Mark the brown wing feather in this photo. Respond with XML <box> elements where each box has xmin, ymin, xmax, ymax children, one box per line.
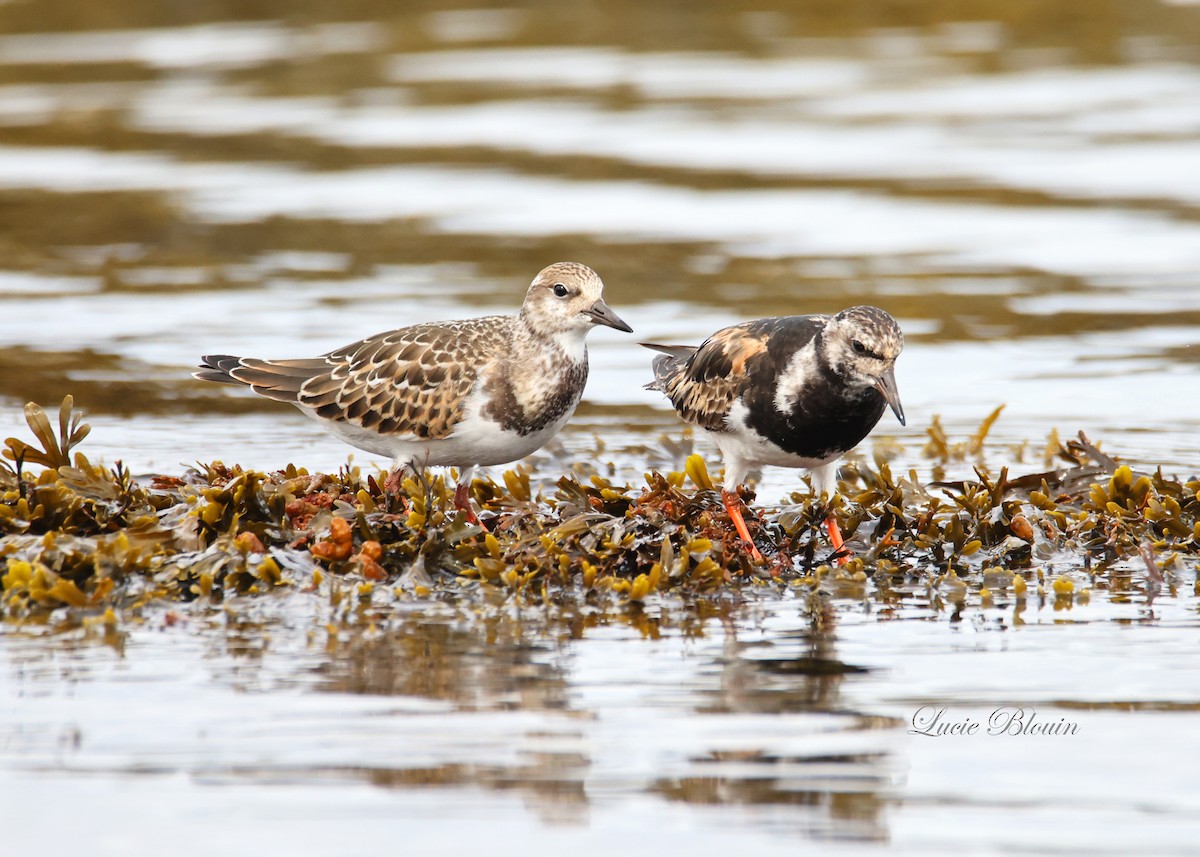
<box><xmin>663</xmin><ymin>325</ymin><xmax>767</xmax><ymax>431</ymax></box>
<box><xmin>197</xmin><ymin>317</ymin><xmax>504</xmax><ymax>439</ymax></box>
<box><xmin>647</xmin><ymin>316</ymin><xmax>827</xmax><ymax>432</ymax></box>
<box><xmin>303</xmin><ymin>318</ymin><xmax>497</xmax><ymax>439</ymax></box>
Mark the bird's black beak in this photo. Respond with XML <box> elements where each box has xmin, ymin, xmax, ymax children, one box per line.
<box><xmin>874</xmin><ymin>365</ymin><xmax>905</xmax><ymax>426</ymax></box>
<box><xmin>585</xmin><ymin>299</ymin><xmax>633</xmax><ymax>333</ymax></box>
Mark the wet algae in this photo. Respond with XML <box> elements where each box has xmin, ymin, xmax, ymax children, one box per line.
<box><xmin>1</xmin><ymin>397</ymin><xmax>1196</xmax><ymax>625</ymax></box>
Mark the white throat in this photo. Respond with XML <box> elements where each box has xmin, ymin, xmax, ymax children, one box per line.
<box><xmin>550</xmin><ymin>326</ymin><xmax>590</xmax><ymax>362</ymax></box>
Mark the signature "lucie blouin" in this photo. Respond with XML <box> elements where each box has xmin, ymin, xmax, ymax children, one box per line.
<box><xmin>908</xmin><ymin>705</ymin><xmax>1081</xmax><ymax>737</ymax></box>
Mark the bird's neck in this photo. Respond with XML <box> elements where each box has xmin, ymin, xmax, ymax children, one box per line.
<box><xmin>514</xmin><ymin>315</ymin><xmax>588</xmax><ymax>364</ymax></box>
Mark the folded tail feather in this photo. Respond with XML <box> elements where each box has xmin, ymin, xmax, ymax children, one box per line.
<box><xmin>639</xmin><ymin>342</ymin><xmax>696</xmax><ymax>392</ymax></box>
<box><xmin>193</xmin><ymin>355</ymin><xmax>330</xmax><ymax>404</ymax></box>
<box><xmin>193</xmin><ymin>354</ymin><xmax>245</xmax><ymax>385</ymax></box>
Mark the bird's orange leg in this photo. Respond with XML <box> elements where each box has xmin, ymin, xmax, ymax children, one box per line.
<box><xmin>825</xmin><ymin>513</ymin><xmax>850</xmax><ymax>565</ymax></box>
<box><xmin>454</xmin><ymin>481</ymin><xmax>487</xmax><ymax>531</ymax></box>
<box><xmin>722</xmin><ymin>489</ymin><xmax>763</xmax><ymax>562</ymax></box>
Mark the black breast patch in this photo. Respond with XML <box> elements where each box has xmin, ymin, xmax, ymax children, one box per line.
<box><xmin>742</xmin><ymin>321</ymin><xmax>887</xmax><ymax>459</ymax></box>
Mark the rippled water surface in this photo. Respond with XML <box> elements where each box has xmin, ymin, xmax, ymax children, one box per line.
<box><xmin>3</xmin><ymin>1</ymin><xmax>1200</xmax><ymax>854</ymax></box>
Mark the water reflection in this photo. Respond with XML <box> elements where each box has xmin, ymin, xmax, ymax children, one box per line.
<box><xmin>309</xmin><ymin>607</ymin><xmax>597</xmax><ymax>828</ymax></box>
<box><xmin>316</xmin><ymin>612</ymin><xmax>573</xmax><ymax>710</ymax></box>
<box><xmin>181</xmin><ymin>594</ymin><xmax>903</xmax><ymax>840</ymax></box>
<box><xmin>4</xmin><ymin>572</ymin><xmax>1200</xmax><ymax>853</ymax></box>
<box><xmin>661</xmin><ymin>621</ymin><xmax>897</xmax><ymax>842</ymax></box>
<box><xmin>0</xmin><ymin>595</ymin><xmax>905</xmax><ymax>840</ymax></box>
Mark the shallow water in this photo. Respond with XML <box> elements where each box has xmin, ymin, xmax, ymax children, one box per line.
<box><xmin>3</xmin><ymin>1</ymin><xmax>1200</xmax><ymax>853</ymax></box>
<box><xmin>5</xmin><ymin>591</ymin><xmax>1200</xmax><ymax>856</ymax></box>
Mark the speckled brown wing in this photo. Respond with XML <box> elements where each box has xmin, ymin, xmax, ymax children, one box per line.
<box><xmin>202</xmin><ymin>317</ymin><xmax>504</xmax><ymax>440</ymax></box>
<box><xmin>646</xmin><ymin>316</ymin><xmax>826</xmax><ymax>432</ymax></box>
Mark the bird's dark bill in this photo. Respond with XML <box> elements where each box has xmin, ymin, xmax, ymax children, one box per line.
<box><xmin>586</xmin><ymin>299</ymin><xmax>633</xmax><ymax>332</ymax></box>
<box><xmin>874</xmin><ymin>366</ymin><xmax>905</xmax><ymax>426</ymax></box>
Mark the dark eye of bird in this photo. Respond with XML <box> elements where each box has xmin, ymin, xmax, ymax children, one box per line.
<box><xmin>852</xmin><ymin>340</ymin><xmax>867</xmax><ymax>355</ymax></box>
<box><xmin>552</xmin><ymin>284</ymin><xmax>569</xmax><ymax>297</ymax></box>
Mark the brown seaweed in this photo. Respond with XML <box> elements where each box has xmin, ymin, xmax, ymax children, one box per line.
<box><xmin>2</xmin><ymin>397</ymin><xmax>1197</xmax><ymax>626</ymax></box>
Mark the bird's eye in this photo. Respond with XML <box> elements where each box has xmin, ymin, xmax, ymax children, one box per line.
<box><xmin>851</xmin><ymin>340</ymin><xmax>868</xmax><ymax>355</ymax></box>
<box><xmin>552</xmin><ymin>284</ymin><xmax>569</xmax><ymax>297</ymax></box>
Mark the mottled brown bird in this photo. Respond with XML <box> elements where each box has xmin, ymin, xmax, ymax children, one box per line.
<box><xmin>197</xmin><ymin>262</ymin><xmax>632</xmax><ymax>524</ymax></box>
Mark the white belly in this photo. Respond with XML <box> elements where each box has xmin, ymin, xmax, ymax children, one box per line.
<box><xmin>299</xmin><ymin>383</ymin><xmax>579</xmax><ymax>469</ymax></box>
<box><xmin>714</xmin><ymin>427</ymin><xmax>834</xmax><ymax>470</ymax></box>
<box><xmin>712</xmin><ymin>400</ymin><xmax>840</xmax><ymax>493</ymax></box>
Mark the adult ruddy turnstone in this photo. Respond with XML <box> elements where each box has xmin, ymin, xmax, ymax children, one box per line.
<box><xmin>195</xmin><ymin>262</ymin><xmax>632</xmax><ymax>524</ymax></box>
<box><xmin>644</xmin><ymin>306</ymin><xmax>904</xmax><ymax>561</ymax></box>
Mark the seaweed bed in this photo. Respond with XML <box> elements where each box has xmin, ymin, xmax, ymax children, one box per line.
<box><xmin>1</xmin><ymin>397</ymin><xmax>1197</xmax><ymax>627</ymax></box>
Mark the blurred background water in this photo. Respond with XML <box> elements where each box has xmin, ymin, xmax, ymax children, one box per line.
<box><xmin>2</xmin><ymin>2</ymin><xmax>1200</xmax><ymax>854</ymax></box>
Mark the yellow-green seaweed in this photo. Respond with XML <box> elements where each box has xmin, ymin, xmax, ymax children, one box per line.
<box><xmin>1</xmin><ymin>397</ymin><xmax>1196</xmax><ymax>624</ymax></box>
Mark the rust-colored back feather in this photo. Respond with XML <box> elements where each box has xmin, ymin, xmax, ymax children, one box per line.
<box><xmin>643</xmin><ymin>316</ymin><xmax>826</xmax><ymax>433</ymax></box>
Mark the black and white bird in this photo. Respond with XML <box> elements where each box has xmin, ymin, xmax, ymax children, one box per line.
<box><xmin>643</xmin><ymin>306</ymin><xmax>905</xmax><ymax>560</ymax></box>
<box><xmin>196</xmin><ymin>262</ymin><xmax>632</xmax><ymax>524</ymax></box>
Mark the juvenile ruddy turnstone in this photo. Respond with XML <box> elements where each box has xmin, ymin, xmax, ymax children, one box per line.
<box><xmin>195</xmin><ymin>262</ymin><xmax>632</xmax><ymax>524</ymax></box>
<box><xmin>644</xmin><ymin>306</ymin><xmax>904</xmax><ymax>561</ymax></box>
